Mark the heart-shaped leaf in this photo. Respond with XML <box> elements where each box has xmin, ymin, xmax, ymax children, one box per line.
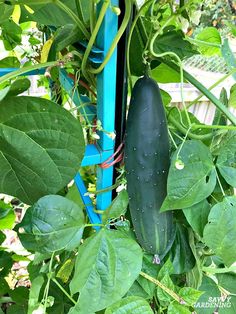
<box><xmin>16</xmin><ymin>195</ymin><xmax>85</xmax><ymax>253</ymax></box>
<box><xmin>69</xmin><ymin>229</ymin><xmax>143</xmax><ymax>313</ymax></box>
<box><xmin>0</xmin><ymin>96</ymin><xmax>85</xmax><ymax>204</ymax></box>
<box><xmin>161</xmin><ymin>140</ymin><xmax>216</xmax><ymax>211</ymax></box>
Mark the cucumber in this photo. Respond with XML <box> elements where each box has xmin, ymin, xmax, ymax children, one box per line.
<box><xmin>124</xmin><ymin>75</ymin><xmax>176</xmax><ymax>261</ymax></box>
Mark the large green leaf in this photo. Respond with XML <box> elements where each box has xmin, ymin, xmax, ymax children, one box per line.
<box><xmin>153</xmin><ymin>30</ymin><xmax>198</xmax><ymax>60</ymax></box>
<box><xmin>16</xmin><ymin>195</ymin><xmax>85</xmax><ymax>253</ymax></box>
<box><xmin>19</xmin><ymin>1</ymin><xmax>78</xmax><ymax>27</ymax></box>
<box><xmin>203</xmin><ymin>196</ymin><xmax>236</xmax><ymax>266</ymax></box>
<box><xmin>195</xmin><ymin>27</ymin><xmax>221</xmax><ymax>56</ymax></box>
<box><xmin>216</xmin><ymin>131</ymin><xmax>236</xmax><ymax>187</ymax></box>
<box><xmin>0</xmin><ymin>4</ymin><xmax>14</xmax><ymax>24</ymax></box>
<box><xmin>105</xmin><ymin>296</ymin><xmax>153</xmax><ymax>314</ymax></box>
<box><xmin>151</xmin><ymin>63</ymin><xmax>182</xmax><ymax>83</ymax></box>
<box><xmin>161</xmin><ymin>140</ymin><xmax>216</xmax><ymax>211</ymax></box>
<box><xmin>69</xmin><ymin>229</ymin><xmax>143</xmax><ymax>313</ymax></box>
<box><xmin>0</xmin><ymin>96</ymin><xmax>85</xmax><ymax>204</ymax></box>
<box><xmin>183</xmin><ymin>199</ymin><xmax>211</xmax><ymax>237</ymax></box>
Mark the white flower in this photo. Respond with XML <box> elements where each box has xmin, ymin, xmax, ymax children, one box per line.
<box><xmin>175</xmin><ymin>159</ymin><xmax>185</xmax><ymax>170</ymax></box>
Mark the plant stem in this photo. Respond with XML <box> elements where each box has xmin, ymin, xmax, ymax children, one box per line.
<box><xmin>81</xmin><ymin>0</ymin><xmax>110</xmax><ymax>82</ymax></box>
<box><xmin>216</xmin><ymin>170</ymin><xmax>226</xmax><ymax>196</ymax></box>
<box><xmin>167</xmin><ymin>113</ymin><xmax>213</xmax><ymax>140</ymax></box>
<box><xmin>163</xmin><ymin>60</ymin><xmax>236</xmax><ymax>125</ymax></box>
<box><xmin>52</xmin><ymin>278</ymin><xmax>76</xmax><ymax>305</ymax></box>
<box><xmin>186</xmin><ymin>69</ymin><xmax>236</xmax><ymax>109</ymax></box>
<box><xmin>191</xmin><ymin>124</ymin><xmax>236</xmax><ymax>131</ymax></box>
<box><xmin>127</xmin><ymin>0</ymin><xmax>153</xmax><ymax>88</ymax></box>
<box><xmin>55</xmin><ymin>0</ymin><xmax>90</xmax><ymax>40</ymax></box>
<box><xmin>140</xmin><ymin>271</ymin><xmax>187</xmax><ymax>305</ymax></box>
<box><xmin>187</xmin><ymin>37</ymin><xmax>221</xmax><ymax>48</ymax></box>
<box><xmin>89</xmin><ymin>0</ymin><xmax>132</xmax><ymax>74</ymax></box>
<box><xmin>202</xmin><ymin>266</ymin><xmax>236</xmax><ymax>274</ymax></box>
<box><xmin>84</xmin><ymin>223</ymin><xmax>104</xmax><ymax>228</ymax></box>
<box><xmin>0</xmin><ymin>61</ymin><xmax>59</xmax><ymax>85</ymax></box>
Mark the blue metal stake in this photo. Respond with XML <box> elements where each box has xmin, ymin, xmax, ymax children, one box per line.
<box><xmin>96</xmin><ymin>0</ymin><xmax>119</xmax><ymax>211</ymax></box>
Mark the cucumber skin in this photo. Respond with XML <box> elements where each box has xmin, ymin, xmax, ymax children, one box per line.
<box><xmin>124</xmin><ymin>75</ymin><xmax>176</xmax><ymax>260</ymax></box>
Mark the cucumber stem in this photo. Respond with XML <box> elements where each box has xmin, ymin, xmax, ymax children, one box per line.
<box><xmin>140</xmin><ymin>271</ymin><xmax>188</xmax><ymax>306</ymax></box>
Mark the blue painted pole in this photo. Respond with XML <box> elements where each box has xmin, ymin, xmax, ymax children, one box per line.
<box><xmin>96</xmin><ymin>0</ymin><xmax>119</xmax><ymax>211</ymax></box>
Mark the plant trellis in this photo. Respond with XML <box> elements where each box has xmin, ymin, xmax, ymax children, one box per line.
<box><xmin>0</xmin><ymin>0</ymin><xmax>120</xmax><ymax>226</ymax></box>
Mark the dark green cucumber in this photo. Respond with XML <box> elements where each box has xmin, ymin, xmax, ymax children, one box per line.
<box><xmin>124</xmin><ymin>75</ymin><xmax>176</xmax><ymax>261</ymax></box>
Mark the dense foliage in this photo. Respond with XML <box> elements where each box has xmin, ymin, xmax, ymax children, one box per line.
<box><xmin>0</xmin><ymin>0</ymin><xmax>236</xmax><ymax>313</ymax></box>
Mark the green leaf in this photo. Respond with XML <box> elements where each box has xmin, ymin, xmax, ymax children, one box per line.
<box><xmin>151</xmin><ymin>63</ymin><xmax>182</xmax><ymax>83</ymax></box>
<box><xmin>216</xmin><ymin>131</ymin><xmax>236</xmax><ymax>187</ymax></box>
<box><xmin>183</xmin><ymin>199</ymin><xmax>211</xmax><ymax>237</ymax></box>
<box><xmin>170</xmin><ymin>224</ymin><xmax>195</xmax><ymax>274</ymax></box>
<box><xmin>0</xmin><ymin>4</ymin><xmax>14</xmax><ymax>23</ymax></box>
<box><xmin>49</xmin><ymin>24</ymin><xmax>83</xmax><ymax>60</ymax></box>
<box><xmin>161</xmin><ymin>140</ymin><xmax>216</xmax><ymax>211</ymax></box>
<box><xmin>104</xmin><ymin>296</ymin><xmax>153</xmax><ymax>314</ymax></box>
<box><xmin>0</xmin><ymin>251</ymin><xmax>13</xmax><ymax>276</ymax></box>
<box><xmin>0</xmin><ymin>203</ymin><xmax>15</xmax><ymax>230</ymax></box>
<box><xmin>195</xmin><ymin>27</ymin><xmax>221</xmax><ymax>56</ymax></box>
<box><xmin>158</xmin><ymin>258</ymin><xmax>174</xmax><ymax>280</ymax></box>
<box><xmin>0</xmin><ymin>278</ymin><xmax>9</xmax><ymax>296</ymax></box>
<box><xmin>186</xmin><ymin>230</ymin><xmax>202</xmax><ymax>289</ymax></box>
<box><xmin>194</xmin><ymin>276</ymin><xmax>221</xmax><ymax>314</ymax></box>
<box><xmin>7</xmin><ymin>78</ymin><xmax>31</xmax><ymax>97</ymax></box>
<box><xmin>28</xmin><ymin>272</ymin><xmax>44</xmax><ymax>314</ymax></box>
<box><xmin>0</xmin><ymin>19</ymin><xmax>22</xmax><ymax>50</ymax></box>
<box><xmin>160</xmin><ymin>89</ymin><xmax>172</xmax><ymax>106</ymax></box>
<box><xmin>9</xmin><ymin>287</ymin><xmax>28</xmax><ymax>305</ymax></box>
<box><xmin>0</xmin><ymin>57</ymin><xmax>20</xmax><ymax>68</ymax></box>
<box><xmin>0</xmin><ymin>87</ymin><xmax>11</xmax><ymax>102</ymax></box>
<box><xmin>102</xmin><ymin>190</ymin><xmax>129</xmax><ymax>223</ymax></box>
<box><xmin>0</xmin><ymin>231</ymin><xmax>6</xmax><ymax>245</ymax></box>
<box><xmin>6</xmin><ymin>304</ymin><xmax>27</xmax><ymax>314</ymax></box>
<box><xmin>128</xmin><ymin>253</ymin><xmax>160</xmax><ymax>299</ymax></box>
<box><xmin>168</xmin><ymin>302</ymin><xmax>191</xmax><ymax>314</ymax></box>
<box><xmin>156</xmin><ymin>273</ymin><xmax>176</xmax><ymax>303</ymax></box>
<box><xmin>217</xmin><ymin>273</ymin><xmax>236</xmax><ymax>314</ymax></box>
<box><xmin>69</xmin><ymin>229</ymin><xmax>143</xmax><ymax>313</ymax></box>
<box><xmin>16</xmin><ymin>195</ymin><xmax>84</xmax><ymax>253</ymax></box>
<box><xmin>213</xmin><ymin>88</ymin><xmax>228</xmax><ymax>126</ymax></box>
<box><xmin>56</xmin><ymin>258</ymin><xmax>75</xmax><ymax>283</ymax></box>
<box><xmin>221</xmin><ymin>38</ymin><xmax>236</xmax><ymax>80</ymax></box>
<box><xmin>178</xmin><ymin>287</ymin><xmax>203</xmax><ymax>306</ymax></box>
<box><xmin>153</xmin><ymin>30</ymin><xmax>198</xmax><ymax>60</ymax></box>
<box><xmin>229</xmin><ymin>84</ymin><xmax>236</xmax><ymax>108</ymax></box>
<box><xmin>19</xmin><ymin>1</ymin><xmax>78</xmax><ymax>27</ymax></box>
<box><xmin>0</xmin><ymin>96</ymin><xmax>85</xmax><ymax>204</ymax></box>
<box><xmin>203</xmin><ymin>196</ymin><xmax>236</xmax><ymax>266</ymax></box>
